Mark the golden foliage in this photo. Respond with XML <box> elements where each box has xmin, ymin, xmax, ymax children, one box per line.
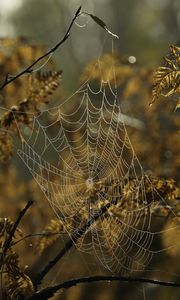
<box><xmin>110</xmin><ymin>177</ymin><xmax>180</xmax><ymax>219</ymax></box>
<box><xmin>28</xmin><ymin>70</ymin><xmax>62</xmax><ymax>104</ymax></box>
<box><xmin>151</xmin><ymin>45</ymin><xmax>180</xmax><ymax>110</ymax></box>
<box><xmin>0</xmin><ymin>39</ymin><xmax>62</xmax><ymax>163</ymax></box>
<box><xmin>1</xmin><ymin>71</ymin><xmax>61</xmax><ymax>132</ymax></box>
<box><xmin>37</xmin><ymin>219</ymin><xmax>64</xmax><ymax>254</ymax></box>
<box><xmin>0</xmin><ymin>37</ymin><xmax>46</xmax><ymax>108</ymax></box>
<box><xmin>0</xmin><ymin>132</ymin><xmax>14</xmax><ymax>164</ymax></box>
<box><xmin>0</xmin><ymin>218</ymin><xmax>34</xmax><ymax>299</ymax></box>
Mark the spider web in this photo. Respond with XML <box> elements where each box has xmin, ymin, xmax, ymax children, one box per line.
<box><xmin>14</xmin><ymin>39</ymin><xmax>178</xmax><ymax>275</ymax></box>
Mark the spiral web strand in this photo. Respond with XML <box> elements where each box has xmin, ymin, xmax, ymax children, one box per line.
<box><xmin>15</xmin><ymin>41</ymin><xmax>178</xmax><ymax>275</ymax></box>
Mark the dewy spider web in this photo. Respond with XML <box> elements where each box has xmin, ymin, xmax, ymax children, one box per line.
<box><xmin>15</xmin><ymin>38</ymin><xmax>177</xmax><ymax>275</ymax></box>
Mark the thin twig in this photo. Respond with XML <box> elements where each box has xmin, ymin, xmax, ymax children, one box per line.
<box><xmin>0</xmin><ymin>6</ymin><xmax>82</xmax><ymax>90</ymax></box>
<box><xmin>27</xmin><ymin>275</ymin><xmax>180</xmax><ymax>300</ymax></box>
<box><xmin>0</xmin><ymin>200</ymin><xmax>34</xmax><ymax>268</ymax></box>
<box><xmin>33</xmin><ymin>197</ymin><xmax>118</xmax><ymax>287</ymax></box>
<box><xmin>12</xmin><ymin>231</ymin><xmax>65</xmax><ymax>246</ymax></box>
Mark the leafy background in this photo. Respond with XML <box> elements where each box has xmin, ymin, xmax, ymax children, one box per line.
<box><xmin>0</xmin><ymin>1</ymin><xmax>179</xmax><ymax>299</ymax></box>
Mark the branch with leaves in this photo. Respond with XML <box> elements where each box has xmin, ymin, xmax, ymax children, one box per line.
<box><xmin>151</xmin><ymin>44</ymin><xmax>180</xmax><ymax>110</ymax></box>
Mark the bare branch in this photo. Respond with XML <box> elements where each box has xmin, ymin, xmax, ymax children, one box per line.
<box><xmin>27</xmin><ymin>275</ymin><xmax>180</xmax><ymax>300</ymax></box>
<box><xmin>0</xmin><ymin>6</ymin><xmax>82</xmax><ymax>90</ymax></box>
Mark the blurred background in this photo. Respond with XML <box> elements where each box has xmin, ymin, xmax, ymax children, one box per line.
<box><xmin>0</xmin><ymin>0</ymin><xmax>180</xmax><ymax>87</ymax></box>
<box><xmin>0</xmin><ymin>1</ymin><xmax>179</xmax><ymax>300</ymax></box>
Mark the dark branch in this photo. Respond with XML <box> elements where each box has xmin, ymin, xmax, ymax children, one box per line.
<box><xmin>0</xmin><ymin>199</ymin><xmax>33</xmax><ymax>268</ymax></box>
<box><xmin>0</xmin><ymin>6</ymin><xmax>82</xmax><ymax>90</ymax></box>
<box><xmin>27</xmin><ymin>275</ymin><xmax>180</xmax><ymax>300</ymax></box>
<box><xmin>33</xmin><ymin>197</ymin><xmax>118</xmax><ymax>287</ymax></box>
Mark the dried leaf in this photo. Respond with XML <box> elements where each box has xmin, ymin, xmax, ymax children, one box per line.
<box><xmin>86</xmin><ymin>13</ymin><xmax>119</xmax><ymax>39</ymax></box>
<box><xmin>29</xmin><ymin>70</ymin><xmax>62</xmax><ymax>103</ymax></box>
<box><xmin>151</xmin><ymin>45</ymin><xmax>180</xmax><ymax>109</ymax></box>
